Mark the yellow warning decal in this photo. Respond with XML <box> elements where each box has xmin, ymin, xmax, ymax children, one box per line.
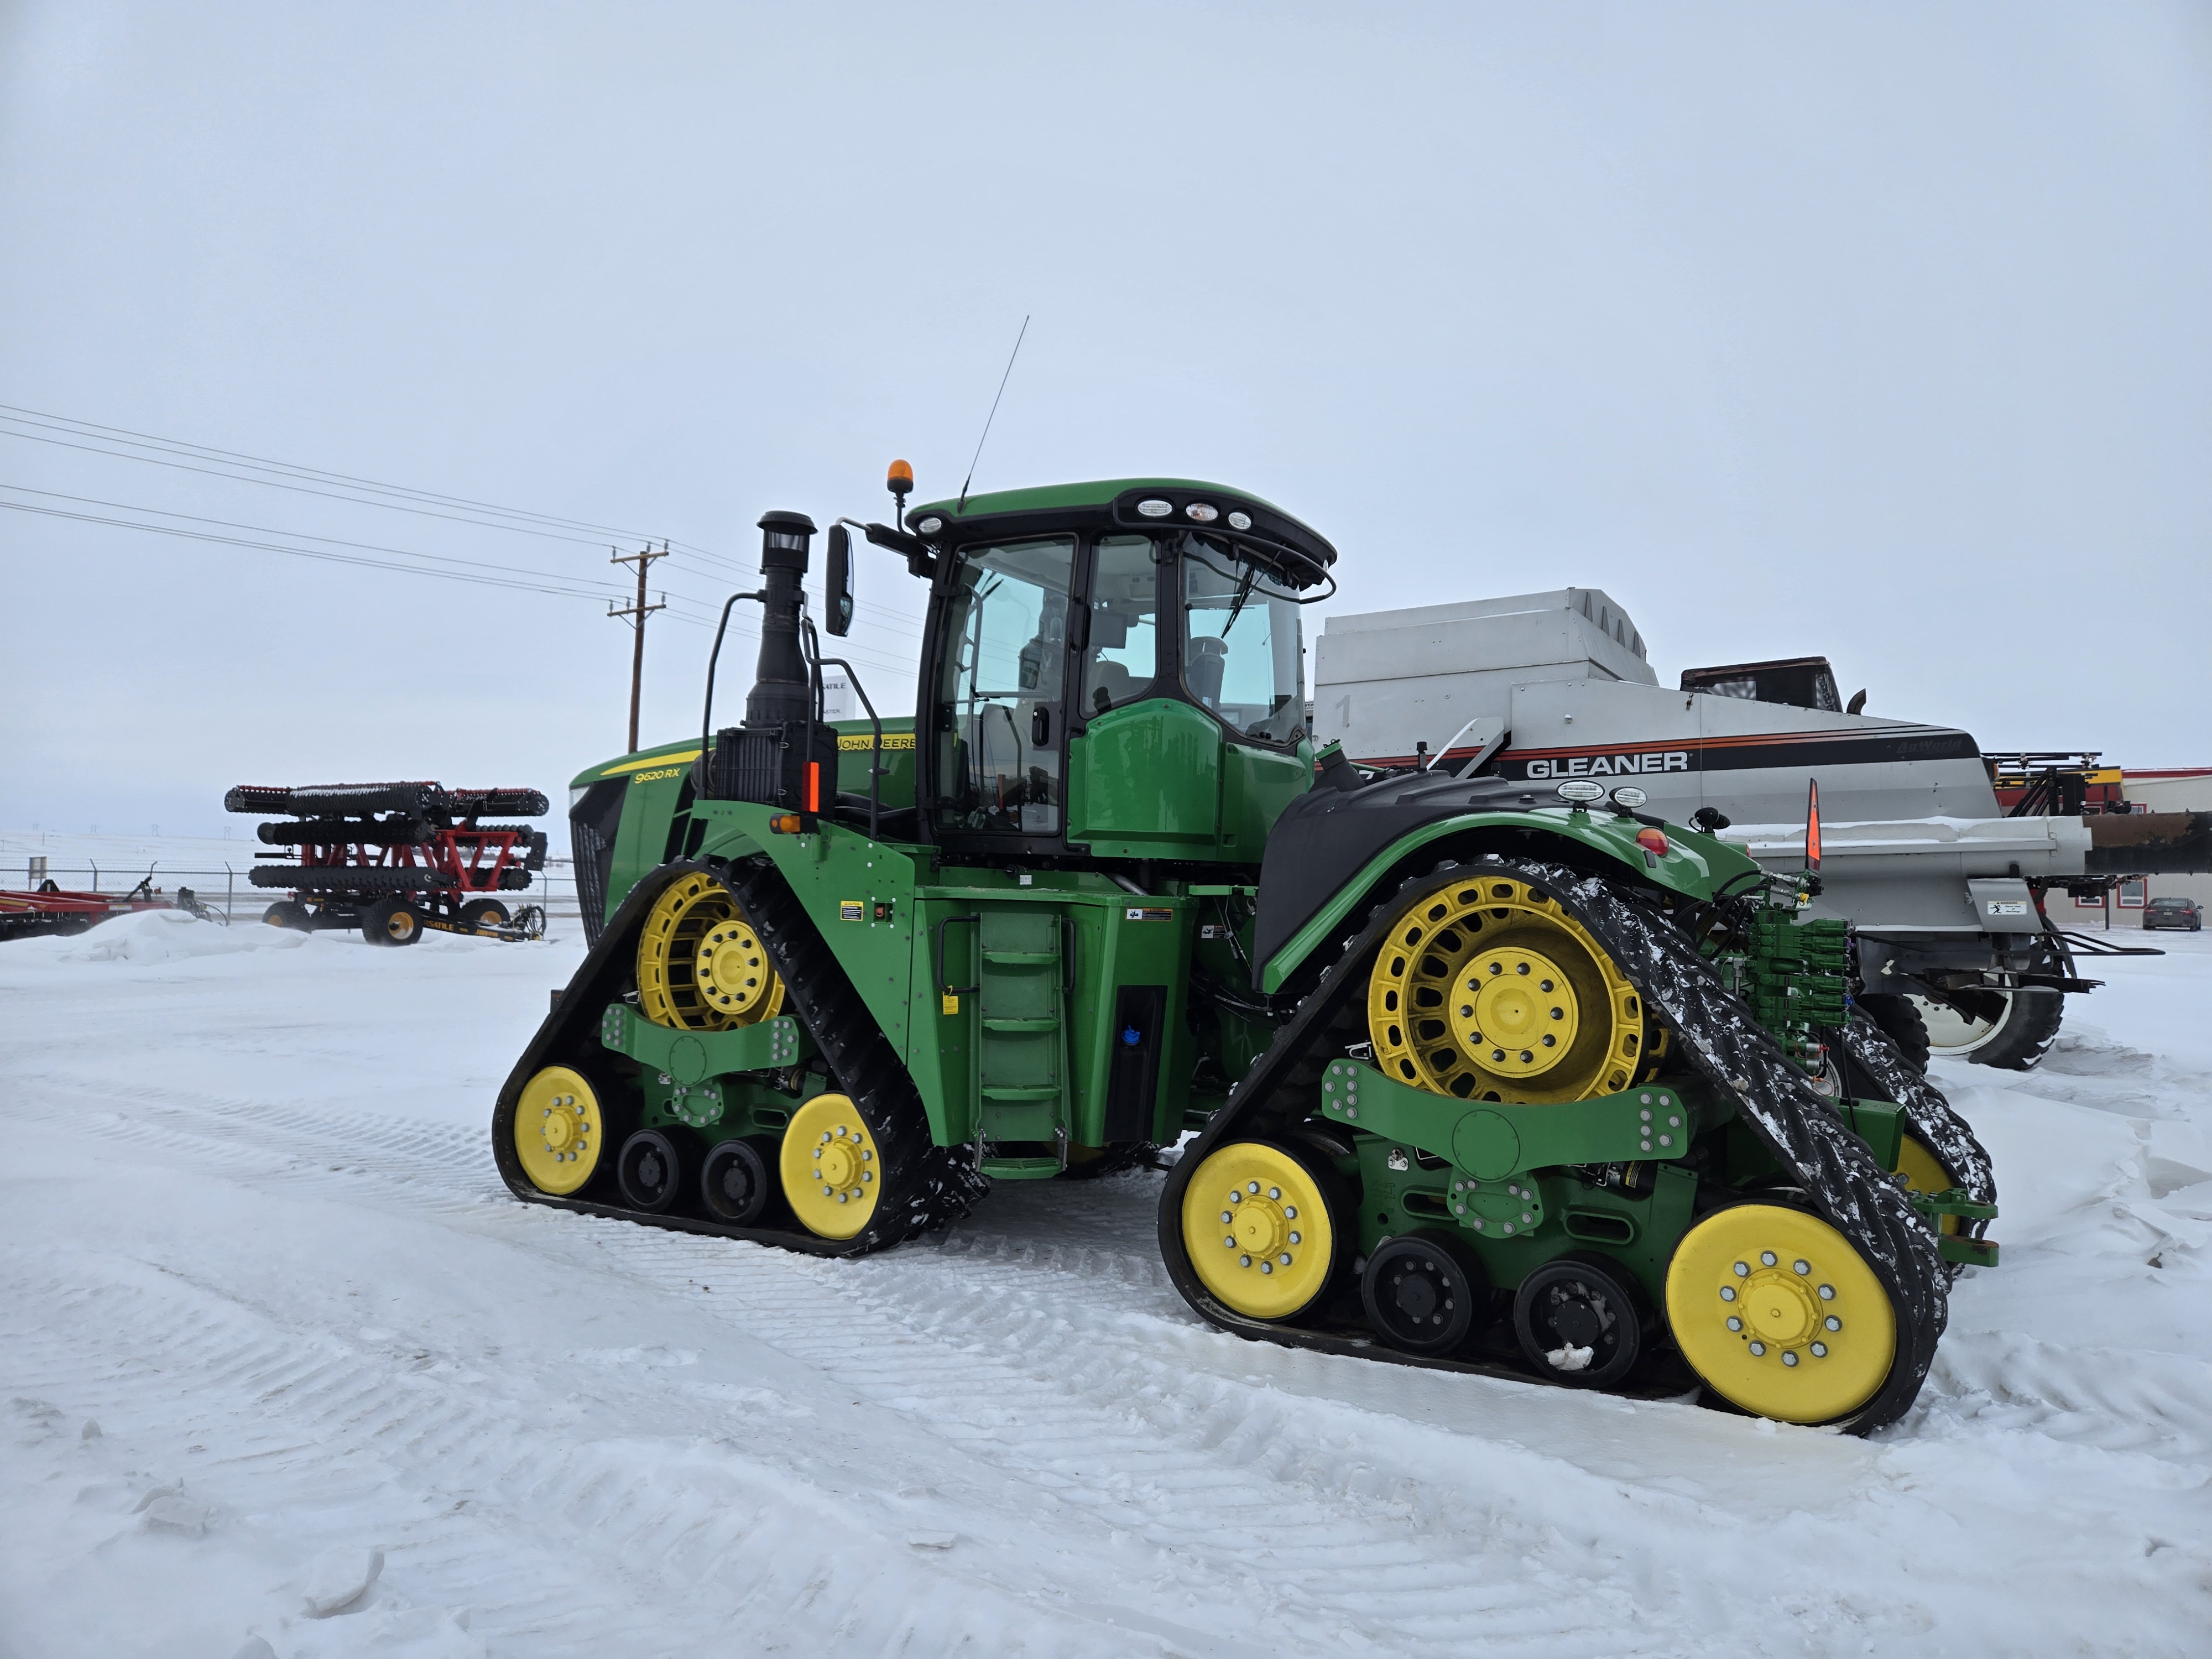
<box><xmin>942</xmin><ymin>994</ymin><xmax>960</xmax><ymax>1015</ymax></box>
<box><xmin>839</xmin><ymin>900</ymin><xmax>865</xmax><ymax>921</ymax></box>
<box><xmin>836</xmin><ymin>732</ymin><xmax>916</xmax><ymax>751</ymax></box>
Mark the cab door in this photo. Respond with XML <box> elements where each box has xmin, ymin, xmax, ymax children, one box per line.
<box><xmin>930</xmin><ymin>535</ymin><xmax>1076</xmax><ymax>848</ymax></box>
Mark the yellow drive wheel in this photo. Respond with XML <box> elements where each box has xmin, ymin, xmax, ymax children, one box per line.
<box><xmin>1368</xmin><ymin>873</ymin><xmax>1652</xmax><ymax>1104</ymax></box>
<box><xmin>637</xmin><ymin>872</ymin><xmax>786</xmax><ymax>1031</ymax></box>
<box><xmin>1894</xmin><ymin>1133</ymin><xmax>1961</xmax><ymax>1235</ymax></box>
<box><xmin>1665</xmin><ymin>1203</ymin><xmax>1897</xmax><ymax>1425</ymax></box>
<box><xmin>779</xmin><ymin>1094</ymin><xmax>880</xmax><ymax>1240</ymax></box>
<box><xmin>1181</xmin><ymin>1141</ymin><xmax>1339</xmax><ymax>1321</ymax></box>
<box><xmin>514</xmin><ymin>1066</ymin><xmax>606</xmax><ymax>1196</ymax></box>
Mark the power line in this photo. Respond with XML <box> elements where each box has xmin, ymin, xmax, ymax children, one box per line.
<box><xmin>0</xmin><ymin>481</ymin><xmax>644</xmax><ymax>596</ymax></box>
<box><xmin>0</xmin><ymin>497</ymin><xmax>632</xmax><ymax>601</ymax></box>
<box><xmin>0</xmin><ymin>401</ymin><xmax>722</xmax><ymax>558</ymax></box>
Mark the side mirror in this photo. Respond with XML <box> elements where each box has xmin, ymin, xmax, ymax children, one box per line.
<box><xmin>825</xmin><ymin>524</ymin><xmax>855</xmax><ymax>637</ymax></box>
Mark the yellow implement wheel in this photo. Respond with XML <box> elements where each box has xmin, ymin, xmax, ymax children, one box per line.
<box><xmin>1181</xmin><ymin>1141</ymin><xmax>1339</xmax><ymax>1321</ymax></box>
<box><xmin>1665</xmin><ymin>1203</ymin><xmax>1897</xmax><ymax>1425</ymax></box>
<box><xmin>637</xmin><ymin>872</ymin><xmax>786</xmax><ymax>1031</ymax></box>
<box><xmin>514</xmin><ymin>1066</ymin><xmax>606</xmax><ymax>1196</ymax></box>
<box><xmin>779</xmin><ymin>1094</ymin><xmax>880</xmax><ymax>1240</ymax></box>
<box><xmin>1894</xmin><ymin>1134</ymin><xmax>1961</xmax><ymax>1236</ymax></box>
<box><xmin>1368</xmin><ymin>873</ymin><xmax>1651</xmax><ymax>1104</ymax></box>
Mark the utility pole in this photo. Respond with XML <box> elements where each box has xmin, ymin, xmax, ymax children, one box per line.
<box><xmin>608</xmin><ymin>541</ymin><xmax>669</xmax><ymax>753</ymax></box>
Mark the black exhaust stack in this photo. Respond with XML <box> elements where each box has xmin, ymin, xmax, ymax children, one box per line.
<box><xmin>697</xmin><ymin>510</ymin><xmax>838</xmax><ymax>812</ymax></box>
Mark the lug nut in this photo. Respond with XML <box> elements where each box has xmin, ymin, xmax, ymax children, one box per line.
<box><xmin>1734</xmin><ymin>1262</ymin><xmax>1750</xmax><ymax>1277</ymax></box>
<box><xmin>1288</xmin><ymin>1232</ymin><xmax>1302</xmax><ymax>1245</ymax></box>
<box><xmin>1825</xmin><ymin>1315</ymin><xmax>1841</xmax><ymax>1331</ymax></box>
<box><xmin>1239</xmin><ymin>1254</ymin><xmax>1252</xmax><ymax>1267</ymax></box>
<box><xmin>1818</xmin><ymin>1285</ymin><xmax>1835</xmax><ymax>1300</ymax></box>
<box><xmin>1720</xmin><ymin>1286</ymin><xmax>1737</xmax><ymax>1302</ymax></box>
<box><xmin>1793</xmin><ymin>1259</ymin><xmax>1810</xmax><ymax>1275</ymax></box>
<box><xmin>1283</xmin><ymin>1205</ymin><xmax>1297</xmax><ymax>1219</ymax></box>
<box><xmin>1760</xmin><ymin>1251</ymin><xmax>1777</xmax><ymax>1266</ymax></box>
<box><xmin>1811</xmin><ymin>1342</ymin><xmax>1828</xmax><ymax>1358</ymax></box>
<box><xmin>1749</xmin><ymin>1341</ymin><xmax>1766</xmax><ymax>1357</ymax></box>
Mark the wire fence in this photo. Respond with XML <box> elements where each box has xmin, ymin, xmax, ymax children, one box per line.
<box><xmin>6</xmin><ymin>858</ymin><xmax>585</xmax><ymax>923</ymax></box>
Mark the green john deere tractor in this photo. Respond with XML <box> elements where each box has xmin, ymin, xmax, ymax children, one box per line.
<box><xmin>496</xmin><ymin>468</ymin><xmax>1998</xmax><ymax>1431</ymax></box>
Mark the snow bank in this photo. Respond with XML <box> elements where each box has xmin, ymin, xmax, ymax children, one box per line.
<box><xmin>7</xmin><ymin>906</ymin><xmax>309</xmax><ymax>966</ymax></box>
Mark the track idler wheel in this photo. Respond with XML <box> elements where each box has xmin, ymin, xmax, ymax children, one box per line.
<box><xmin>363</xmin><ymin>898</ymin><xmax>422</xmax><ymax>946</ymax></box>
<box><xmin>615</xmin><ymin>1128</ymin><xmax>698</xmax><ymax>1214</ymax></box>
<box><xmin>700</xmin><ymin>1136</ymin><xmax>778</xmax><ymax>1225</ymax></box>
<box><xmin>1178</xmin><ymin>1140</ymin><xmax>1347</xmax><ymax>1322</ymax></box>
<box><xmin>514</xmin><ymin>1066</ymin><xmax>608</xmax><ymax>1196</ymax></box>
<box><xmin>779</xmin><ymin>1094</ymin><xmax>881</xmax><ymax>1240</ymax></box>
<box><xmin>1361</xmin><ymin>1232</ymin><xmax>1488</xmax><ymax>1355</ymax></box>
<box><xmin>1663</xmin><ymin>1203</ymin><xmax>1897</xmax><ymax>1425</ymax></box>
<box><xmin>1511</xmin><ymin>1253</ymin><xmax>1646</xmax><ymax>1388</ymax></box>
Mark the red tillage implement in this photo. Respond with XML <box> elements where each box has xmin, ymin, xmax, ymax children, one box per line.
<box><xmin>230</xmin><ymin>781</ymin><xmax>550</xmax><ymax>946</ymax></box>
<box><xmin>0</xmin><ymin>879</ymin><xmax>186</xmax><ymax>942</ymax></box>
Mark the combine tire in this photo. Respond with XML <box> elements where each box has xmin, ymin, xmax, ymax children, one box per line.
<box><xmin>1853</xmin><ymin>993</ymin><xmax>1929</xmax><ymax>1073</ymax></box>
<box><xmin>1910</xmin><ymin>987</ymin><xmax>2064</xmax><ymax>1072</ymax></box>
<box><xmin>363</xmin><ymin>898</ymin><xmax>422</xmax><ymax>947</ymax></box>
<box><xmin>1968</xmin><ymin>987</ymin><xmax>2064</xmax><ymax>1071</ymax></box>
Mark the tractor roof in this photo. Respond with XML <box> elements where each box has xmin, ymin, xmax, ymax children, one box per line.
<box><xmin>905</xmin><ymin>478</ymin><xmax>1337</xmax><ymax>583</ymax></box>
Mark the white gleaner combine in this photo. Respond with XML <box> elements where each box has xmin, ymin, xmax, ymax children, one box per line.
<box><xmin>1313</xmin><ymin>589</ymin><xmax>2204</xmax><ymax>1070</ymax></box>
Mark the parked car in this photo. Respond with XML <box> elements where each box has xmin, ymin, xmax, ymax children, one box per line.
<box><xmin>2143</xmin><ymin>895</ymin><xmax>2204</xmax><ymax>931</ymax></box>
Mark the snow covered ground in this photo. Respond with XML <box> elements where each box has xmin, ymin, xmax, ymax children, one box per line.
<box><xmin>3</xmin><ymin>914</ymin><xmax>2208</xmax><ymax>1658</ymax></box>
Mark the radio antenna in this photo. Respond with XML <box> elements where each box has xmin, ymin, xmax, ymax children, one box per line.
<box><xmin>957</xmin><ymin>314</ymin><xmax>1029</xmax><ymax>513</ymax></box>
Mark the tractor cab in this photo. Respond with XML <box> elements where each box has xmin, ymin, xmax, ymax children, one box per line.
<box><xmin>888</xmin><ymin>480</ymin><xmax>1334</xmax><ymax>868</ymax></box>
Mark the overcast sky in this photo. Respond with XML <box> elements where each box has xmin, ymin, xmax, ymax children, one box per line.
<box><xmin>3</xmin><ymin>2</ymin><xmax>2207</xmax><ymax>846</ymax></box>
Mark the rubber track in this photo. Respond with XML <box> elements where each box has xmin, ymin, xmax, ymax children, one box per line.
<box><xmin>1159</xmin><ymin>855</ymin><xmax>1950</xmax><ymax>1434</ymax></box>
<box><xmin>492</xmin><ymin>859</ymin><xmax>983</xmax><ymax>1256</ymax></box>
<box><xmin>1835</xmin><ymin>1012</ymin><xmax>1997</xmax><ymax>1211</ymax></box>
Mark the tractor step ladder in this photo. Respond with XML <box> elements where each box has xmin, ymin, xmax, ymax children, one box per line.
<box><xmin>974</xmin><ymin>907</ymin><xmax>1072</xmax><ymax>1179</ymax></box>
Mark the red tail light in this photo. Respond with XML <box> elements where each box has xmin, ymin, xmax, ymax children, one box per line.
<box><xmin>1636</xmin><ymin>826</ymin><xmax>1670</xmax><ymax>856</ymax></box>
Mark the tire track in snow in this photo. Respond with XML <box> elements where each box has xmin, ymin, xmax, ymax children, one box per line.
<box><xmin>11</xmin><ymin>1076</ymin><xmax>2210</xmax><ymax>1656</ymax></box>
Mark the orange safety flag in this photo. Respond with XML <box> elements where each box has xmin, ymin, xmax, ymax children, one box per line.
<box><xmin>1806</xmin><ymin>779</ymin><xmax>1822</xmax><ymax>869</ymax></box>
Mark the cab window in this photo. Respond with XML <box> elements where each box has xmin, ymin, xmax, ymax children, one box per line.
<box><xmin>934</xmin><ymin>535</ymin><xmax>1075</xmax><ymax>834</ymax></box>
<box><xmin>1181</xmin><ymin>537</ymin><xmax>1304</xmax><ymax>746</ymax></box>
<box><xmin>1081</xmin><ymin>535</ymin><xmax>1159</xmax><ymax>717</ymax></box>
